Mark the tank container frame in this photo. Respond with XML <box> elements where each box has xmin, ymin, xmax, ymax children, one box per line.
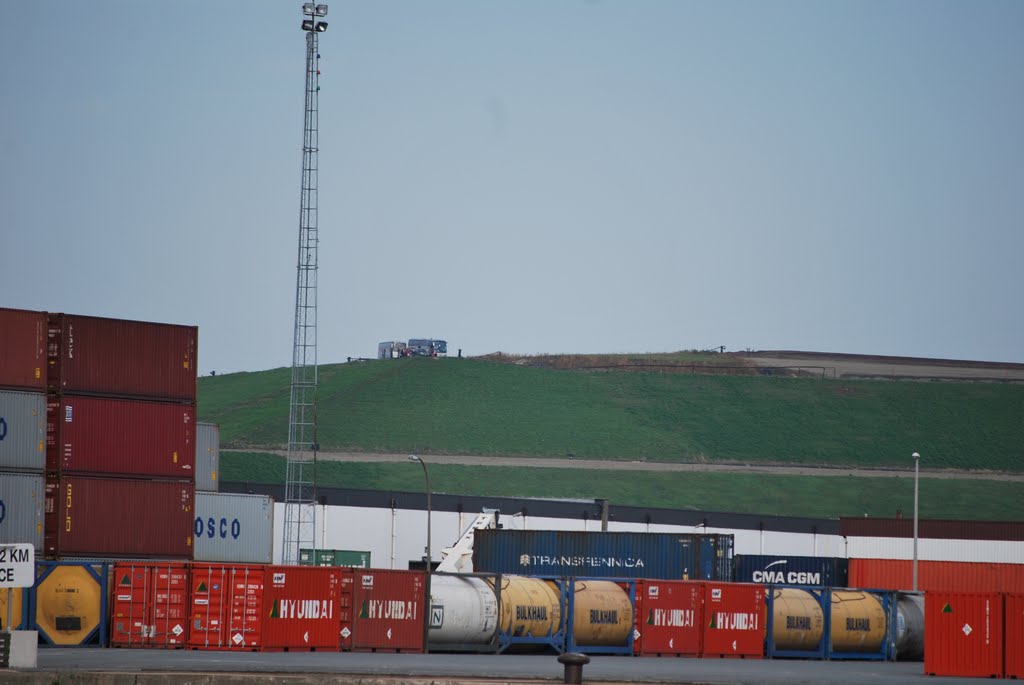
<box><xmin>496</xmin><ymin>575</ymin><xmax>567</xmax><ymax>655</ymax></box>
<box><xmin>426</xmin><ymin>571</ymin><xmax>502</xmax><ymax>654</ymax></box>
<box><xmin>564</xmin><ymin>577</ymin><xmax>636</xmax><ymax>656</ymax></box>
<box><xmin>30</xmin><ymin>561</ymin><xmax>111</xmax><ymax>647</ymax></box>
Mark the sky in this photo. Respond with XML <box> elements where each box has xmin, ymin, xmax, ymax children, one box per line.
<box><xmin>2</xmin><ymin>2</ymin><xmax>1023</xmax><ymax>374</ymax></box>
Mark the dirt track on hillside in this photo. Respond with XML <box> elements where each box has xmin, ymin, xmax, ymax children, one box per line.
<box><xmin>257</xmin><ymin>450</ymin><xmax>1024</xmax><ymax>482</ymax></box>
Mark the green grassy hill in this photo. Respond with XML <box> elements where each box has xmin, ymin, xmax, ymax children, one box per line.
<box><xmin>199</xmin><ymin>356</ymin><xmax>1024</xmax><ymax>520</ymax></box>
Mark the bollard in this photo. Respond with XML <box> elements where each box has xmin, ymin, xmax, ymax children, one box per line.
<box><xmin>557</xmin><ymin>652</ymin><xmax>591</xmax><ymax>684</ymax></box>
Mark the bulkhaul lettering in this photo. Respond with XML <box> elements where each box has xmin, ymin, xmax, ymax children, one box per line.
<box><xmin>516</xmin><ymin>606</ymin><xmax>547</xmax><ymax>621</ymax></box>
<box><xmin>519</xmin><ymin>555</ymin><xmax>646</xmax><ymax>569</ymax></box>
<box><xmin>275</xmin><ymin>599</ymin><xmax>334</xmax><ymax>620</ymax></box>
<box><xmin>590</xmin><ymin>609</ymin><xmax>618</xmax><ymax>625</ymax></box>
<box><xmin>367</xmin><ymin>599</ymin><xmax>418</xmax><ymax>620</ymax></box>
<box><xmin>715</xmin><ymin>612</ymin><xmax>759</xmax><ymax>631</ymax></box>
<box><xmin>846</xmin><ymin>618</ymin><xmax>870</xmax><ymax>631</ymax></box>
<box><xmin>653</xmin><ymin>608</ymin><xmax>695</xmax><ymax>628</ymax></box>
<box><xmin>786</xmin><ymin>615</ymin><xmax>811</xmax><ymax>630</ymax></box>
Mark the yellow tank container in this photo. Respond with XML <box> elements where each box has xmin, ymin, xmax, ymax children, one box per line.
<box><xmin>569</xmin><ymin>580</ymin><xmax>633</xmax><ymax>647</ymax></box>
<box><xmin>771</xmin><ymin>588</ymin><xmax>824</xmax><ymax>650</ymax></box>
<box><xmin>35</xmin><ymin>564</ymin><xmax>105</xmax><ymax>645</ymax></box>
<box><xmin>829</xmin><ymin>590</ymin><xmax>887</xmax><ymax>652</ymax></box>
<box><xmin>492</xmin><ymin>575</ymin><xmax>562</xmax><ymax>638</ymax></box>
<box><xmin>1</xmin><ymin>588</ymin><xmax>25</xmax><ymax>630</ymax></box>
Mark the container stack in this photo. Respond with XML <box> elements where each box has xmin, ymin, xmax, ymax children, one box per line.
<box><xmin>40</xmin><ymin>311</ymin><xmax>198</xmax><ymax>559</ymax></box>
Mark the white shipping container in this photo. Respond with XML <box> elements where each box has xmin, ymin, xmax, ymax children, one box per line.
<box><xmin>193</xmin><ymin>492</ymin><xmax>273</xmax><ymax>563</ymax></box>
<box><xmin>0</xmin><ymin>470</ymin><xmax>44</xmax><ymax>551</ymax></box>
<box><xmin>195</xmin><ymin>422</ymin><xmax>220</xmax><ymax>492</ymax></box>
<box><xmin>0</xmin><ymin>390</ymin><xmax>45</xmax><ymax>471</ymax></box>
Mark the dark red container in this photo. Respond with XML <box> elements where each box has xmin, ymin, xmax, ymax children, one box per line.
<box><xmin>0</xmin><ymin>307</ymin><xmax>47</xmax><ymax>391</ymax></box>
<box><xmin>47</xmin><ymin>313</ymin><xmax>197</xmax><ymax>402</ymax></box>
<box><xmin>849</xmin><ymin>558</ymin><xmax>1024</xmax><ymax>593</ymax></box>
<box><xmin>1006</xmin><ymin>594</ymin><xmax>1024</xmax><ymax>679</ymax></box>
<box><xmin>633</xmin><ymin>580</ymin><xmax>702</xmax><ymax>656</ymax></box>
<box><xmin>110</xmin><ymin>562</ymin><xmax>190</xmax><ymax>648</ymax></box>
<box><xmin>46</xmin><ymin>395</ymin><xmax>195</xmax><ymax>477</ymax></box>
<box><xmin>924</xmin><ymin>591</ymin><xmax>1003</xmax><ymax>678</ymax></box>
<box><xmin>841</xmin><ymin>516</ymin><xmax>1024</xmax><ymax>541</ymax></box>
<box><xmin>261</xmin><ymin>566</ymin><xmax>342</xmax><ymax>651</ymax></box>
<box><xmin>701</xmin><ymin>582</ymin><xmax>765</xmax><ymax>658</ymax></box>
<box><xmin>345</xmin><ymin>569</ymin><xmax>425</xmax><ymax>652</ymax></box>
<box><xmin>188</xmin><ymin>564</ymin><xmax>264</xmax><ymax>650</ymax></box>
<box><xmin>44</xmin><ymin>475</ymin><xmax>194</xmax><ymax>558</ymax></box>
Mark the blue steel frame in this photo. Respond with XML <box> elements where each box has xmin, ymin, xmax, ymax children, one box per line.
<box><xmin>564</xmin><ymin>577</ymin><xmax>637</xmax><ymax>656</ymax></box>
<box><xmin>827</xmin><ymin>588</ymin><xmax>896</xmax><ymax>661</ymax></box>
<box><xmin>30</xmin><ymin>561</ymin><xmax>110</xmax><ymax>647</ymax></box>
<box><xmin>496</xmin><ymin>575</ymin><xmax>567</xmax><ymax>654</ymax></box>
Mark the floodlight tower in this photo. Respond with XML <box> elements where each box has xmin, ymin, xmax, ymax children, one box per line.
<box><xmin>283</xmin><ymin>2</ymin><xmax>328</xmax><ymax>566</ymax></box>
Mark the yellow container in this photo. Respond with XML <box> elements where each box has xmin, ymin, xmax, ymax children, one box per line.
<box><xmin>569</xmin><ymin>580</ymin><xmax>633</xmax><ymax>647</ymax></box>
<box><xmin>771</xmin><ymin>588</ymin><xmax>824</xmax><ymax>650</ymax></box>
<box><xmin>830</xmin><ymin>590</ymin><xmax>887</xmax><ymax>652</ymax></box>
<box><xmin>492</xmin><ymin>575</ymin><xmax>562</xmax><ymax>638</ymax></box>
<box><xmin>35</xmin><ymin>564</ymin><xmax>105</xmax><ymax>645</ymax></box>
<box><xmin>1</xmin><ymin>588</ymin><xmax>25</xmax><ymax>630</ymax></box>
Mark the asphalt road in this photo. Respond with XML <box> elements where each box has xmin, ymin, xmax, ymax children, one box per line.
<box><xmin>31</xmin><ymin>649</ymin><xmax>1005</xmax><ymax>685</ymax></box>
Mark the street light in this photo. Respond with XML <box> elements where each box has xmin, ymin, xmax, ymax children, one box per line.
<box><xmin>408</xmin><ymin>454</ymin><xmax>432</xmax><ymax>652</ymax></box>
<box><xmin>912</xmin><ymin>452</ymin><xmax>921</xmax><ymax>591</ymax></box>
<box><xmin>301</xmin><ymin>2</ymin><xmax>328</xmax><ymax>32</ymax></box>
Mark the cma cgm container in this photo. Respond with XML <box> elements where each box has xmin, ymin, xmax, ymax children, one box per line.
<box><xmin>262</xmin><ymin>566</ymin><xmax>343</xmax><ymax>651</ymax></box>
<box><xmin>44</xmin><ymin>475</ymin><xmax>194</xmax><ymax>558</ymax></box>
<box><xmin>473</xmin><ymin>531</ymin><xmax>733</xmax><ymax>580</ymax></box>
<box><xmin>0</xmin><ymin>308</ymin><xmax>46</xmax><ymax>391</ymax></box>
<box><xmin>924</xmin><ymin>592</ymin><xmax>1003</xmax><ymax>678</ymax></box>
<box><xmin>0</xmin><ymin>471</ymin><xmax>44</xmax><ymax>551</ymax></box>
<box><xmin>734</xmin><ymin>555</ymin><xmax>848</xmax><ymax>587</ymax></box>
<box><xmin>110</xmin><ymin>562</ymin><xmax>190</xmax><ymax>648</ymax></box>
<box><xmin>346</xmin><ymin>569</ymin><xmax>426</xmax><ymax>652</ymax></box>
<box><xmin>195</xmin><ymin>423</ymin><xmax>220</xmax><ymax>492</ymax></box>
<box><xmin>193</xmin><ymin>492</ymin><xmax>274</xmax><ymax>564</ymax></box>
<box><xmin>0</xmin><ymin>389</ymin><xmax>46</xmax><ymax>471</ymax></box>
<box><xmin>46</xmin><ymin>396</ymin><xmax>195</xmax><ymax>478</ymax></box>
<box><xmin>46</xmin><ymin>313</ymin><xmax>197</xmax><ymax>402</ymax></box>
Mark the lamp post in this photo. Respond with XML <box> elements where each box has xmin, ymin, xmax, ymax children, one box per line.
<box><xmin>408</xmin><ymin>454</ymin><xmax>432</xmax><ymax>652</ymax></box>
<box><xmin>912</xmin><ymin>452</ymin><xmax>920</xmax><ymax>591</ymax></box>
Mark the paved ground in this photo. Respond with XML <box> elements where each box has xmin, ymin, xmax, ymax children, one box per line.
<box><xmin>9</xmin><ymin>649</ymin><xmax>1006</xmax><ymax>685</ymax></box>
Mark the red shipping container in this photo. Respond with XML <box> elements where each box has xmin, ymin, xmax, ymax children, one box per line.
<box><xmin>633</xmin><ymin>580</ymin><xmax>703</xmax><ymax>656</ymax></box>
<box><xmin>0</xmin><ymin>307</ymin><xmax>47</xmax><ymax>391</ymax></box>
<box><xmin>924</xmin><ymin>591</ymin><xmax>1003</xmax><ymax>678</ymax></box>
<box><xmin>346</xmin><ymin>569</ymin><xmax>425</xmax><ymax>652</ymax></box>
<box><xmin>339</xmin><ymin>570</ymin><xmax>355</xmax><ymax>651</ymax></box>
<box><xmin>47</xmin><ymin>313</ymin><xmax>197</xmax><ymax>402</ymax></box>
<box><xmin>849</xmin><ymin>558</ymin><xmax>1024</xmax><ymax>593</ymax></box>
<box><xmin>110</xmin><ymin>562</ymin><xmax>190</xmax><ymax>648</ymax></box>
<box><xmin>262</xmin><ymin>566</ymin><xmax>342</xmax><ymax>651</ymax></box>
<box><xmin>1007</xmin><ymin>594</ymin><xmax>1024</xmax><ymax>679</ymax></box>
<box><xmin>44</xmin><ymin>475</ymin><xmax>194</xmax><ymax>558</ymax></box>
<box><xmin>188</xmin><ymin>564</ymin><xmax>264</xmax><ymax>650</ymax></box>
<box><xmin>47</xmin><ymin>395</ymin><xmax>195</xmax><ymax>478</ymax></box>
<box><xmin>702</xmin><ymin>582</ymin><xmax>765</xmax><ymax>658</ymax></box>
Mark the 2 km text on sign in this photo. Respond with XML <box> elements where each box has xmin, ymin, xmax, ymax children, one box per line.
<box><xmin>0</xmin><ymin>544</ymin><xmax>34</xmax><ymax>587</ymax></box>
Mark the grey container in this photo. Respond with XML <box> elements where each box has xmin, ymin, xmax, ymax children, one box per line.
<box><xmin>195</xmin><ymin>422</ymin><xmax>220</xmax><ymax>492</ymax></box>
<box><xmin>192</xmin><ymin>492</ymin><xmax>273</xmax><ymax>563</ymax></box>
<box><xmin>0</xmin><ymin>390</ymin><xmax>46</xmax><ymax>472</ymax></box>
<box><xmin>0</xmin><ymin>470</ymin><xmax>44</xmax><ymax>551</ymax></box>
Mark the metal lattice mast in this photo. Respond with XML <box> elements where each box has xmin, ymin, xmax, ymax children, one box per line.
<box><xmin>283</xmin><ymin>4</ymin><xmax>328</xmax><ymax>566</ymax></box>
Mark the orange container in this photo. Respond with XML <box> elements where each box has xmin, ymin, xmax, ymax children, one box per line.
<box><xmin>849</xmin><ymin>558</ymin><xmax>1024</xmax><ymax>593</ymax></box>
<box><xmin>1006</xmin><ymin>594</ymin><xmax>1024</xmax><ymax>680</ymax></box>
<box><xmin>110</xmin><ymin>562</ymin><xmax>189</xmax><ymax>648</ymax></box>
<box><xmin>188</xmin><ymin>564</ymin><xmax>264</xmax><ymax>650</ymax></box>
<box><xmin>924</xmin><ymin>591</ymin><xmax>1002</xmax><ymax>678</ymax></box>
<box><xmin>632</xmin><ymin>580</ymin><xmax>702</xmax><ymax>656</ymax></box>
<box><xmin>701</xmin><ymin>582</ymin><xmax>764</xmax><ymax>658</ymax></box>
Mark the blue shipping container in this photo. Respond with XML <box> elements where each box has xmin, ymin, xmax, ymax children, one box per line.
<box><xmin>733</xmin><ymin>555</ymin><xmax>849</xmax><ymax>587</ymax></box>
<box><xmin>472</xmin><ymin>530</ymin><xmax>733</xmax><ymax>580</ymax></box>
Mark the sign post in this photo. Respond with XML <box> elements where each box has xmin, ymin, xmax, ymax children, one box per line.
<box><xmin>0</xmin><ymin>544</ymin><xmax>34</xmax><ymax>633</ymax></box>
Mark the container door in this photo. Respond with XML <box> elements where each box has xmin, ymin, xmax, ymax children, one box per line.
<box><xmin>924</xmin><ymin>592</ymin><xmax>1003</xmax><ymax>678</ymax></box>
<box><xmin>702</xmin><ymin>583</ymin><xmax>765</xmax><ymax>658</ymax></box>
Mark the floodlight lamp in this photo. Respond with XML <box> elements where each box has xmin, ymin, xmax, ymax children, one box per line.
<box><xmin>315</xmin><ymin>21</ymin><xmax>328</xmax><ymax>32</ymax></box>
<box><xmin>301</xmin><ymin>19</ymin><xmax>315</xmax><ymax>31</ymax></box>
<box><xmin>302</xmin><ymin>3</ymin><xmax>316</xmax><ymax>15</ymax></box>
<box><xmin>315</xmin><ymin>4</ymin><xmax>328</xmax><ymax>17</ymax></box>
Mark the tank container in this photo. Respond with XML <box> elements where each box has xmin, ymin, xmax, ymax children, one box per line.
<box><xmin>46</xmin><ymin>395</ymin><xmax>195</xmax><ymax>478</ymax></box>
<box><xmin>567</xmin><ymin>579</ymin><xmax>633</xmax><ymax>647</ymax></box>
<box><xmin>734</xmin><ymin>555</ymin><xmax>848</xmax><ymax>587</ymax></box>
<box><xmin>193</xmin><ymin>492</ymin><xmax>273</xmax><ymax>564</ymax></box>
<box><xmin>110</xmin><ymin>562</ymin><xmax>190</xmax><ymax>648</ymax></box>
<box><xmin>0</xmin><ymin>471</ymin><xmax>44</xmax><ymax>551</ymax></box>
<box><xmin>33</xmin><ymin>561</ymin><xmax>110</xmax><ymax>646</ymax></box>
<box><xmin>632</xmin><ymin>579</ymin><xmax>702</xmax><ymax>656</ymax></box>
<box><xmin>195</xmin><ymin>422</ymin><xmax>219</xmax><ymax>492</ymax></box>
<box><xmin>702</xmin><ymin>582</ymin><xmax>765</xmax><ymax>657</ymax></box>
<box><xmin>0</xmin><ymin>390</ymin><xmax>45</xmax><ymax>471</ymax></box>
<box><xmin>769</xmin><ymin>588</ymin><xmax>824</xmax><ymax>651</ymax></box>
<box><xmin>0</xmin><ymin>308</ymin><xmax>46</xmax><ymax>391</ymax></box>
<box><xmin>893</xmin><ymin>593</ymin><xmax>924</xmax><ymax>660</ymax></box>
<box><xmin>46</xmin><ymin>313</ymin><xmax>197</xmax><ymax>402</ymax></box>
<box><xmin>924</xmin><ymin>591</ymin><xmax>1003</xmax><ymax>678</ymax></box>
<box><xmin>427</xmin><ymin>574</ymin><xmax>498</xmax><ymax>646</ymax></box>
<box><xmin>473</xmin><ymin>530</ymin><xmax>733</xmax><ymax>580</ymax></box>
<box><xmin>494</xmin><ymin>575</ymin><xmax>562</xmax><ymax>640</ymax></box>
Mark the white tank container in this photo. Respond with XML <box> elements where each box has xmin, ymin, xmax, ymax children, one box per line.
<box><xmin>428</xmin><ymin>575</ymin><xmax>498</xmax><ymax>645</ymax></box>
<box><xmin>894</xmin><ymin>593</ymin><xmax>925</xmax><ymax>660</ymax></box>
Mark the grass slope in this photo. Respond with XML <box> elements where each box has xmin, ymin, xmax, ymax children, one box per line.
<box><xmin>200</xmin><ymin>357</ymin><xmax>1024</xmax><ymax>471</ymax></box>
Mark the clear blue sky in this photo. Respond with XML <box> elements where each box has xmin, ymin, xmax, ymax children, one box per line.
<box><xmin>2</xmin><ymin>2</ymin><xmax>1022</xmax><ymax>374</ymax></box>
